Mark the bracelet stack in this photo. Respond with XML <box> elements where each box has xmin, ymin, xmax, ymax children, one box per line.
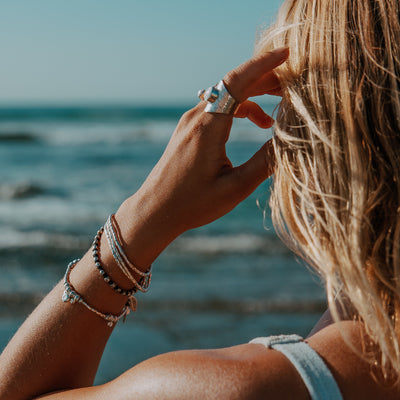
<box><xmin>61</xmin><ymin>214</ymin><xmax>152</xmax><ymax>327</ymax></box>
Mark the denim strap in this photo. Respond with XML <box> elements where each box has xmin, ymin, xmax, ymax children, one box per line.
<box><xmin>250</xmin><ymin>334</ymin><xmax>343</xmax><ymax>400</ymax></box>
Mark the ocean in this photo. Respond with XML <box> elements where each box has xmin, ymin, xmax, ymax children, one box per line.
<box><xmin>0</xmin><ymin>104</ymin><xmax>326</xmax><ymax>384</ymax></box>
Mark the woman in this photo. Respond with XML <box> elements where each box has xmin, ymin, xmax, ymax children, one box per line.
<box><xmin>1</xmin><ymin>0</ymin><xmax>400</xmax><ymax>398</ymax></box>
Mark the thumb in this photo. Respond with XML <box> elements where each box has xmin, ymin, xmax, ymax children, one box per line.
<box><xmin>231</xmin><ymin>140</ymin><xmax>275</xmax><ymax>197</ymax></box>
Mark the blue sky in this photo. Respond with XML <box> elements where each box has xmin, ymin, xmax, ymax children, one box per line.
<box><xmin>0</xmin><ymin>0</ymin><xmax>283</xmax><ymax>104</ymax></box>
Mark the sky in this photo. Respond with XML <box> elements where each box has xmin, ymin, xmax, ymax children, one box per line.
<box><xmin>0</xmin><ymin>0</ymin><xmax>283</xmax><ymax>104</ymax></box>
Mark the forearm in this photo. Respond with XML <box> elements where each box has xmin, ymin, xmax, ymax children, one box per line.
<box><xmin>0</xmin><ymin>198</ymin><xmax>174</xmax><ymax>400</ymax></box>
<box><xmin>0</xmin><ymin>279</ymin><xmax>109</xmax><ymax>399</ymax></box>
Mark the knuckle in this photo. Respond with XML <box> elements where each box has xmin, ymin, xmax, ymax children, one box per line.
<box><xmin>179</xmin><ymin>103</ymin><xmax>205</xmax><ymax>125</ymax></box>
<box><xmin>177</xmin><ymin>108</ymin><xmax>199</xmax><ymax>129</ymax></box>
<box><xmin>180</xmin><ymin>108</ymin><xmax>196</xmax><ymax>123</ymax></box>
<box><xmin>224</xmin><ymin>69</ymin><xmax>239</xmax><ymax>89</ymax></box>
<box><xmin>223</xmin><ymin>69</ymin><xmax>244</xmax><ymax>102</ymax></box>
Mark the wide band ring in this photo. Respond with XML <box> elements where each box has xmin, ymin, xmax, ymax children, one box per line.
<box><xmin>197</xmin><ymin>80</ymin><xmax>239</xmax><ymax>115</ymax></box>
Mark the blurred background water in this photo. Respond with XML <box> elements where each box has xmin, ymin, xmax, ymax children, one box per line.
<box><xmin>0</xmin><ymin>102</ymin><xmax>326</xmax><ymax>383</ymax></box>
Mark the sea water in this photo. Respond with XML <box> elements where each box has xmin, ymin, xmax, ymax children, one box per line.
<box><xmin>0</xmin><ymin>104</ymin><xmax>326</xmax><ymax>383</ymax></box>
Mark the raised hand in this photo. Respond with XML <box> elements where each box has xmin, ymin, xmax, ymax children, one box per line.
<box><xmin>116</xmin><ymin>48</ymin><xmax>289</xmax><ymax>267</ymax></box>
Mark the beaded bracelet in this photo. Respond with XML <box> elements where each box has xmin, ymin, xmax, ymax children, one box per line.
<box><xmin>62</xmin><ymin>259</ymin><xmax>135</xmax><ymax>327</ymax></box>
<box><xmin>92</xmin><ymin>228</ymin><xmax>136</xmax><ymax>297</ymax></box>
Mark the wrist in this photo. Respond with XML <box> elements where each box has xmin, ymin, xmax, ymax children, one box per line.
<box><xmin>114</xmin><ymin>193</ymin><xmax>181</xmax><ymax>270</ymax></box>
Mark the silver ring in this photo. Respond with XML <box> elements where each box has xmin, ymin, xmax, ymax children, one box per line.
<box><xmin>197</xmin><ymin>80</ymin><xmax>239</xmax><ymax>114</ymax></box>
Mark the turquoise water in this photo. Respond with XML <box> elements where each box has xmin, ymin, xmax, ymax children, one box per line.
<box><xmin>0</xmin><ymin>104</ymin><xmax>326</xmax><ymax>383</ymax></box>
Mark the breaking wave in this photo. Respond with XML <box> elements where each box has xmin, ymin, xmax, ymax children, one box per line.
<box><xmin>0</xmin><ymin>182</ymin><xmax>45</xmax><ymax>200</ymax></box>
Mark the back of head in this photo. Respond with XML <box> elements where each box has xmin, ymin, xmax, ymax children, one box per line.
<box><xmin>256</xmin><ymin>0</ymin><xmax>400</xmax><ymax>378</ymax></box>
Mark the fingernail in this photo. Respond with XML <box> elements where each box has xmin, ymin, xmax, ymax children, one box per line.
<box><xmin>271</xmin><ymin>47</ymin><xmax>290</xmax><ymax>57</ymax></box>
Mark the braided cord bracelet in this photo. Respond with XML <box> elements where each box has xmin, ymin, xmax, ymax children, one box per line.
<box><xmin>108</xmin><ymin>214</ymin><xmax>151</xmax><ymax>278</ymax></box>
<box><xmin>103</xmin><ymin>215</ymin><xmax>151</xmax><ymax>292</ymax></box>
<box><xmin>62</xmin><ymin>259</ymin><xmax>134</xmax><ymax>327</ymax></box>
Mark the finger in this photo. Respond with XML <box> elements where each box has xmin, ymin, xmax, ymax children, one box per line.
<box><xmin>248</xmin><ymin>72</ymin><xmax>282</xmax><ymax>97</ymax></box>
<box><xmin>234</xmin><ymin>101</ymin><xmax>274</xmax><ymax>129</ymax></box>
<box><xmin>223</xmin><ymin>47</ymin><xmax>289</xmax><ymax>103</ymax></box>
<box><xmin>230</xmin><ymin>140</ymin><xmax>275</xmax><ymax>199</ymax></box>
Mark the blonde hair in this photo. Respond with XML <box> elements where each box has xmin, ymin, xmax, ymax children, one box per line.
<box><xmin>257</xmin><ymin>0</ymin><xmax>400</xmax><ymax>377</ymax></box>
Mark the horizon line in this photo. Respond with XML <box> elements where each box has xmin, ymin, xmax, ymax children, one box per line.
<box><xmin>0</xmin><ymin>98</ymin><xmax>281</xmax><ymax>109</ymax></box>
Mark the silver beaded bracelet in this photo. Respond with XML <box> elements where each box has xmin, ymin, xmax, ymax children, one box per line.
<box><xmin>92</xmin><ymin>227</ymin><xmax>136</xmax><ymax>297</ymax></box>
<box><xmin>62</xmin><ymin>259</ymin><xmax>135</xmax><ymax>327</ymax></box>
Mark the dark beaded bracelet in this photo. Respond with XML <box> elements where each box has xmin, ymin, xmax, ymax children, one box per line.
<box><xmin>92</xmin><ymin>227</ymin><xmax>136</xmax><ymax>297</ymax></box>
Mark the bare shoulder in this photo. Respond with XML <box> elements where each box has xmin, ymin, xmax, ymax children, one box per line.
<box><xmin>37</xmin><ymin>342</ymin><xmax>310</xmax><ymax>400</ymax></box>
<box><xmin>307</xmin><ymin>321</ymin><xmax>400</xmax><ymax>400</ymax></box>
<box><xmin>103</xmin><ymin>342</ymin><xmax>310</xmax><ymax>400</ymax></box>
<box><xmin>39</xmin><ymin>322</ymin><xmax>400</xmax><ymax>400</ymax></box>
